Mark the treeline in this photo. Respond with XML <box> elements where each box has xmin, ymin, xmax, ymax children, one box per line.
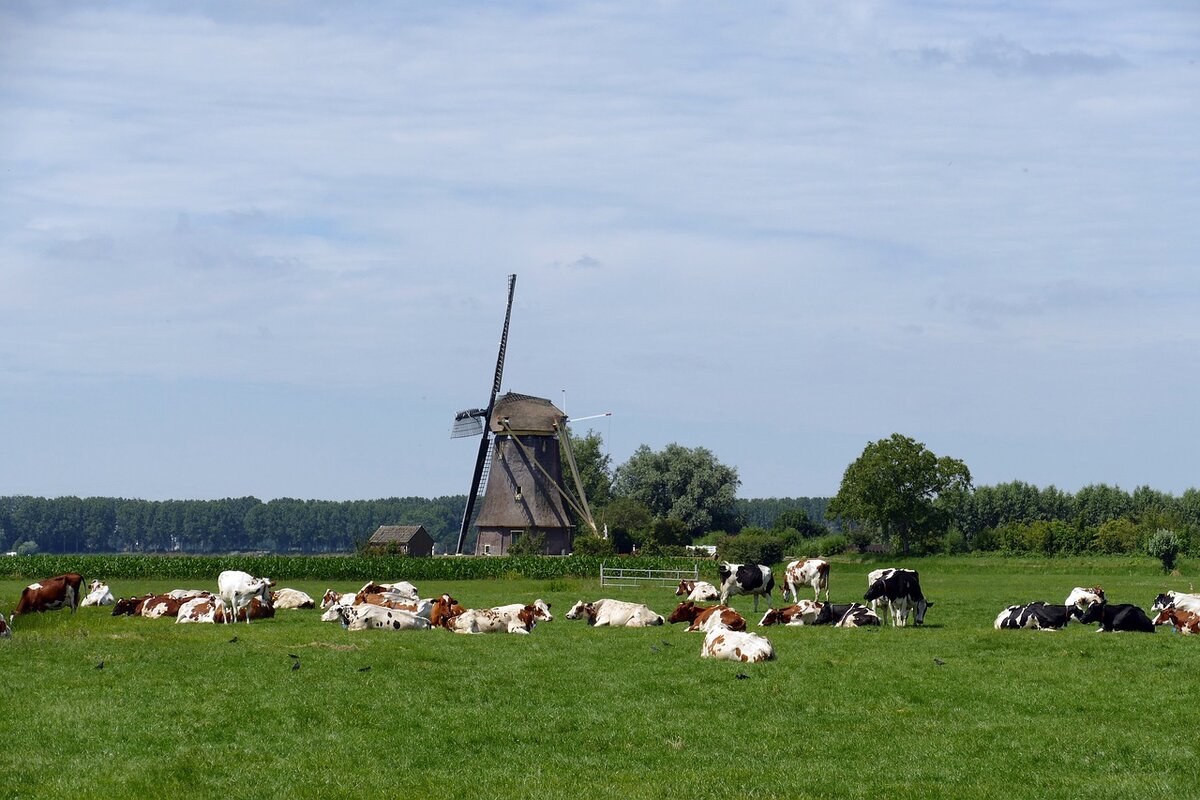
<box><xmin>734</xmin><ymin>497</ymin><xmax>831</xmax><ymax>530</ymax></box>
<box><xmin>0</xmin><ymin>496</ymin><xmax>467</xmax><ymax>556</ymax></box>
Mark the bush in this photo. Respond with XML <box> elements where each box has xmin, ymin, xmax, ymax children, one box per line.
<box><xmin>803</xmin><ymin>534</ymin><xmax>849</xmax><ymax>558</ymax></box>
<box><xmin>506</xmin><ymin>532</ymin><xmax>547</xmax><ymax>557</ymax></box>
<box><xmin>572</xmin><ymin>535</ymin><xmax>614</xmax><ymax>556</ymax></box>
<box><xmin>718</xmin><ymin>528</ymin><xmax>786</xmax><ymax>566</ymax></box>
<box><xmin>1145</xmin><ymin>528</ymin><xmax>1181</xmax><ymax>573</ymax></box>
<box><xmin>1092</xmin><ymin>518</ymin><xmax>1142</xmax><ymax>555</ymax></box>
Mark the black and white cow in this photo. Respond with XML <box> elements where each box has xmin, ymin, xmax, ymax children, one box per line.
<box><xmin>863</xmin><ymin>568</ymin><xmax>930</xmax><ymax>627</ymax></box>
<box><xmin>1077</xmin><ymin>602</ymin><xmax>1155</xmax><ymax>633</ymax></box>
<box><xmin>1024</xmin><ymin>602</ymin><xmax>1080</xmax><ymax>631</ymax></box>
<box><xmin>994</xmin><ymin>602</ymin><xmax>1058</xmax><ymax>629</ymax></box>
<box><xmin>1151</xmin><ymin>591</ymin><xmax>1200</xmax><ymax>615</ymax></box>
<box><xmin>717</xmin><ymin>562</ymin><xmax>774</xmax><ymax>612</ymax></box>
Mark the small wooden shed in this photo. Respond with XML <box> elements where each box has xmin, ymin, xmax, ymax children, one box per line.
<box><xmin>367</xmin><ymin>525</ymin><xmax>435</xmax><ymax>557</ymax></box>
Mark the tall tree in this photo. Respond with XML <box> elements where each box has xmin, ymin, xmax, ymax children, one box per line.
<box><xmin>612</xmin><ymin>443</ymin><xmax>740</xmax><ymax>540</ymax></box>
<box><xmin>827</xmin><ymin>433</ymin><xmax>972</xmax><ymax>555</ymax></box>
<box><xmin>564</xmin><ymin>429</ymin><xmax>613</xmax><ymax>511</ymax></box>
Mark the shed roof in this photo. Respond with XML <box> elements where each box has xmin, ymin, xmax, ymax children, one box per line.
<box><xmin>368</xmin><ymin>525</ymin><xmax>429</xmax><ymax>544</ymax></box>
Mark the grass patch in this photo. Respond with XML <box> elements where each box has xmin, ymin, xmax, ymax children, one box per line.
<box><xmin>1</xmin><ymin>560</ymin><xmax>1197</xmax><ymax>799</ymax></box>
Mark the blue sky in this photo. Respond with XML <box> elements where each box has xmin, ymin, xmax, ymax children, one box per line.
<box><xmin>2</xmin><ymin>1</ymin><xmax>1198</xmax><ymax>501</ymax></box>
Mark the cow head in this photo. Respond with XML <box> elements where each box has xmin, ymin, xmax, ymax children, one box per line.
<box><xmin>675</xmin><ymin>580</ymin><xmax>693</xmax><ymax>597</ymax></box>
<box><xmin>1151</xmin><ymin>592</ymin><xmax>1175</xmax><ymax>612</ymax></box>
<box><xmin>667</xmin><ymin>601</ymin><xmax>699</xmax><ymax>625</ymax></box>
<box><xmin>1076</xmin><ymin>601</ymin><xmax>1105</xmax><ymax>625</ymax></box>
<box><xmin>581</xmin><ymin>603</ymin><xmax>598</xmax><ymax>626</ymax></box>
<box><xmin>913</xmin><ymin>599</ymin><xmax>932</xmax><ymax>625</ymax></box>
<box><xmin>532</xmin><ymin>599</ymin><xmax>553</xmax><ymax>621</ymax></box>
<box><xmin>565</xmin><ymin>600</ymin><xmax>589</xmax><ymax>620</ymax></box>
<box><xmin>812</xmin><ymin>602</ymin><xmax>837</xmax><ymax>626</ymax></box>
<box><xmin>717</xmin><ymin>562</ymin><xmax>738</xmax><ymax>585</ymax></box>
<box><xmin>759</xmin><ymin>607</ymin><xmax>784</xmax><ymax>626</ymax></box>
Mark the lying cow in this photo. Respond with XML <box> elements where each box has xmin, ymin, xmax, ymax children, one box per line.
<box><xmin>270</xmin><ymin>588</ymin><xmax>315</xmax><ymax>610</ymax></box>
<box><xmin>141</xmin><ymin>594</ymin><xmax>195</xmax><ymax>619</ymax></box>
<box><xmin>1065</xmin><ymin>586</ymin><xmax>1105</xmax><ymax>612</ymax></box>
<box><xmin>430</xmin><ymin>594</ymin><xmax>467</xmax><ymax>627</ymax></box>
<box><xmin>358</xmin><ymin>581</ymin><xmax>419</xmax><ymax>601</ymax></box>
<box><xmin>667</xmin><ymin>601</ymin><xmax>746</xmax><ymax>633</ymax></box>
<box><xmin>177</xmin><ymin>596</ymin><xmax>228</xmax><ymax>624</ymax></box>
<box><xmin>994</xmin><ymin>603</ymin><xmax>1045</xmax><ymax>630</ymax></box>
<box><xmin>81</xmin><ymin>580</ymin><xmax>115</xmax><ymax>607</ymax></box>
<box><xmin>444</xmin><ymin>606</ymin><xmax>537</xmax><ymax>634</ymax></box>
<box><xmin>12</xmin><ymin>573</ymin><xmax>85</xmax><ymax>617</ymax></box>
<box><xmin>701</xmin><ymin>628</ymin><xmax>775</xmax><ymax>663</ymax></box>
<box><xmin>864</xmin><ymin>568</ymin><xmax>930</xmax><ymax>627</ymax></box>
<box><xmin>0</xmin><ymin>611</ymin><xmax>11</xmax><ymax>638</ymax></box>
<box><xmin>566</xmin><ymin>599</ymin><xmax>664</xmax><ymax>627</ymax></box>
<box><xmin>322</xmin><ymin>589</ymin><xmax>355</xmax><ymax>609</ymax></box>
<box><xmin>759</xmin><ymin>601</ymin><xmax>823</xmax><ymax>627</ymax></box>
<box><xmin>675</xmin><ymin>580</ymin><xmax>720</xmax><ymax>602</ymax></box>
<box><xmin>337</xmin><ymin>604</ymin><xmax>431</xmax><ymax>632</ymax></box>
<box><xmin>782</xmin><ymin>558</ymin><xmax>830</xmax><ymax>603</ymax></box>
<box><xmin>1152</xmin><ymin>591</ymin><xmax>1200</xmax><ymax>616</ymax></box>
<box><xmin>1153</xmin><ymin>607</ymin><xmax>1200</xmax><ymax>635</ymax></box>
<box><xmin>492</xmin><ymin>598</ymin><xmax>553</xmax><ymax>622</ymax></box>
<box><xmin>717</xmin><ymin>562</ymin><xmax>774</xmax><ymax>612</ymax></box>
<box><xmin>112</xmin><ymin>594</ymin><xmax>155</xmax><ymax>616</ymax></box>
<box><xmin>835</xmin><ymin>605</ymin><xmax>881</xmax><ymax>627</ymax></box>
<box><xmin>1077</xmin><ymin>602</ymin><xmax>1155</xmax><ymax>633</ymax></box>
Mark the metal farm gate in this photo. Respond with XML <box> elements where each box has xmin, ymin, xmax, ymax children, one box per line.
<box><xmin>599</xmin><ymin>562</ymin><xmax>699</xmax><ymax>588</ymax></box>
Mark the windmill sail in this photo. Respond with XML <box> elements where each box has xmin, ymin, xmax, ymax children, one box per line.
<box><xmin>453</xmin><ymin>274</ymin><xmax>517</xmax><ymax>554</ymax></box>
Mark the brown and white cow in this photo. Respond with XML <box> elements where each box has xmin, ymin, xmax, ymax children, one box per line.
<box><xmin>492</xmin><ymin>599</ymin><xmax>553</xmax><ymax>622</ymax></box>
<box><xmin>0</xmin><ymin>611</ymin><xmax>11</xmax><ymax>638</ymax></box>
<box><xmin>759</xmin><ymin>600</ymin><xmax>823</xmax><ymax>627</ymax></box>
<box><xmin>177</xmin><ymin>596</ymin><xmax>229</xmax><ymax>623</ymax></box>
<box><xmin>1152</xmin><ymin>606</ymin><xmax>1200</xmax><ymax>635</ymax></box>
<box><xmin>430</xmin><ymin>594</ymin><xmax>466</xmax><ymax>628</ymax></box>
<box><xmin>218</xmin><ymin>570</ymin><xmax>273</xmax><ymax>625</ymax></box>
<box><xmin>701</xmin><ymin>628</ymin><xmax>775</xmax><ymax>663</ymax></box>
<box><xmin>358</xmin><ymin>581</ymin><xmax>419</xmax><ymax>602</ymax></box>
<box><xmin>675</xmin><ymin>580</ymin><xmax>720</xmax><ymax>603</ymax></box>
<box><xmin>1065</xmin><ymin>586</ymin><xmax>1106</xmax><ymax>612</ymax></box>
<box><xmin>667</xmin><ymin>601</ymin><xmax>747</xmax><ymax>633</ymax></box>
<box><xmin>141</xmin><ymin>594</ymin><xmax>193</xmax><ymax>619</ymax></box>
<box><xmin>444</xmin><ymin>606</ymin><xmax>537</xmax><ymax>634</ymax></box>
<box><xmin>112</xmin><ymin>594</ymin><xmax>155</xmax><ymax>616</ymax></box>
<box><xmin>12</xmin><ymin>573</ymin><xmax>85</xmax><ymax>617</ymax></box>
<box><xmin>566</xmin><ymin>599</ymin><xmax>664</xmax><ymax>627</ymax></box>
<box><xmin>782</xmin><ymin>559</ymin><xmax>830</xmax><ymax>603</ymax></box>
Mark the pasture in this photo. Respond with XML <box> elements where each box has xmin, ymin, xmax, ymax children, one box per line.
<box><xmin>1</xmin><ymin>556</ymin><xmax>1197</xmax><ymax>800</ymax></box>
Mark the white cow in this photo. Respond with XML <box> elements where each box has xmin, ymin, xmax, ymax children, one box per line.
<box><xmin>1065</xmin><ymin>586</ymin><xmax>1105</xmax><ymax>612</ymax></box>
<box><xmin>337</xmin><ymin>604</ymin><xmax>431</xmax><ymax>631</ymax></box>
<box><xmin>701</xmin><ymin>628</ymin><xmax>775</xmax><ymax>663</ymax></box>
<box><xmin>1152</xmin><ymin>590</ymin><xmax>1200</xmax><ymax>615</ymax></box>
<box><xmin>217</xmin><ymin>570</ymin><xmax>273</xmax><ymax>625</ymax></box>
<box><xmin>566</xmin><ymin>599</ymin><xmax>663</xmax><ymax>627</ymax></box>
<box><xmin>445</xmin><ymin>606</ymin><xmax>537</xmax><ymax>634</ymax></box>
<box><xmin>675</xmin><ymin>580</ymin><xmax>720</xmax><ymax>603</ymax></box>
<box><xmin>81</xmin><ymin>580</ymin><xmax>115</xmax><ymax>607</ymax></box>
<box><xmin>492</xmin><ymin>598</ymin><xmax>553</xmax><ymax>622</ymax></box>
<box><xmin>782</xmin><ymin>558</ymin><xmax>830</xmax><ymax>602</ymax></box>
<box><xmin>321</xmin><ymin>589</ymin><xmax>356</xmax><ymax>609</ymax></box>
<box><xmin>359</xmin><ymin>581</ymin><xmax>420</xmax><ymax>601</ymax></box>
<box><xmin>165</xmin><ymin>589</ymin><xmax>209</xmax><ymax>600</ymax></box>
<box><xmin>759</xmin><ymin>600</ymin><xmax>823</xmax><ymax>627</ymax></box>
<box><xmin>271</xmin><ymin>588</ymin><xmax>315</xmax><ymax>610</ymax></box>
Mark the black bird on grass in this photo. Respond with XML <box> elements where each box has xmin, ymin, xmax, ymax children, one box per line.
<box><xmin>358</xmin><ymin>666</ymin><xmax>371</xmax><ymax>673</ymax></box>
<box><xmin>288</xmin><ymin>653</ymin><xmax>300</xmax><ymax>659</ymax></box>
<box><xmin>228</xmin><ymin>636</ymin><xmax>238</xmax><ymax>644</ymax></box>
<box><xmin>291</xmin><ymin>660</ymin><xmax>301</xmax><ymax>672</ymax></box>
<box><xmin>933</xmin><ymin>658</ymin><xmax>946</xmax><ymax>666</ymax></box>
<box><xmin>735</xmin><ymin>673</ymin><xmax>749</xmax><ymax>680</ymax></box>
<box><xmin>95</xmin><ymin>661</ymin><xmax>104</xmax><ymax>670</ymax></box>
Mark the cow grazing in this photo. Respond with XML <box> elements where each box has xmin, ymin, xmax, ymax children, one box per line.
<box><xmin>12</xmin><ymin>573</ymin><xmax>85</xmax><ymax>617</ymax></box>
<box><xmin>759</xmin><ymin>601</ymin><xmax>823</xmax><ymax>627</ymax></box>
<box><xmin>0</xmin><ymin>611</ymin><xmax>11</xmax><ymax>638</ymax></box>
<box><xmin>1078</xmin><ymin>602</ymin><xmax>1155</xmax><ymax>633</ymax></box>
<box><xmin>217</xmin><ymin>570</ymin><xmax>273</xmax><ymax>625</ymax></box>
<box><xmin>444</xmin><ymin>606</ymin><xmax>537</xmax><ymax>634</ymax></box>
<box><xmin>270</xmin><ymin>588</ymin><xmax>315</xmax><ymax>610</ymax></box>
<box><xmin>177</xmin><ymin>596</ymin><xmax>229</xmax><ymax>624</ymax></box>
<box><xmin>782</xmin><ymin>559</ymin><xmax>831</xmax><ymax>603</ymax></box>
<box><xmin>864</xmin><ymin>568</ymin><xmax>930</xmax><ymax>627</ymax></box>
<box><xmin>567</xmin><ymin>599</ymin><xmax>664</xmax><ymax>627</ymax></box>
<box><xmin>338</xmin><ymin>604</ymin><xmax>431</xmax><ymax>632</ymax></box>
<box><xmin>717</xmin><ymin>562</ymin><xmax>774</xmax><ymax>612</ymax></box>
<box><xmin>81</xmin><ymin>580</ymin><xmax>115</xmax><ymax>607</ymax></box>
<box><xmin>675</xmin><ymin>580</ymin><xmax>720</xmax><ymax>603</ymax></box>
<box><xmin>667</xmin><ymin>601</ymin><xmax>747</xmax><ymax>633</ymax></box>
<box><xmin>1065</xmin><ymin>586</ymin><xmax>1105</xmax><ymax>612</ymax></box>
<box><xmin>492</xmin><ymin>599</ymin><xmax>553</xmax><ymax>622</ymax></box>
<box><xmin>1152</xmin><ymin>591</ymin><xmax>1200</xmax><ymax>616</ymax></box>
<box><xmin>701</xmin><ymin>628</ymin><xmax>775</xmax><ymax>663</ymax></box>
<box><xmin>1152</xmin><ymin>607</ymin><xmax>1200</xmax><ymax>635</ymax></box>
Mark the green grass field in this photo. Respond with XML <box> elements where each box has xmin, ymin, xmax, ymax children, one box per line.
<box><xmin>1</xmin><ymin>557</ymin><xmax>1197</xmax><ymax>800</ymax></box>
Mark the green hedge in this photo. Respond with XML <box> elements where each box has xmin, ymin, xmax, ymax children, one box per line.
<box><xmin>0</xmin><ymin>554</ymin><xmax>708</xmax><ymax>583</ymax></box>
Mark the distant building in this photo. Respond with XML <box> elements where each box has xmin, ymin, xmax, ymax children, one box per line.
<box><xmin>367</xmin><ymin>525</ymin><xmax>434</xmax><ymax>557</ymax></box>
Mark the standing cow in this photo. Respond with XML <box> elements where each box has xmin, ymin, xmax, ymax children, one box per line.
<box><xmin>717</xmin><ymin>562</ymin><xmax>774</xmax><ymax>612</ymax></box>
<box><xmin>12</xmin><ymin>573</ymin><xmax>85</xmax><ymax>617</ymax></box>
<box><xmin>217</xmin><ymin>570</ymin><xmax>273</xmax><ymax>625</ymax></box>
<box><xmin>863</xmin><ymin>568</ymin><xmax>930</xmax><ymax>627</ymax></box>
<box><xmin>781</xmin><ymin>559</ymin><xmax>830</xmax><ymax>603</ymax></box>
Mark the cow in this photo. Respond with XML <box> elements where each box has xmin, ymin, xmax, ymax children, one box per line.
<box><xmin>12</xmin><ymin>573</ymin><xmax>84</xmax><ymax>617</ymax></box>
<box><xmin>321</xmin><ymin>589</ymin><xmax>356</xmax><ymax>609</ymax></box>
<box><xmin>0</xmin><ymin>611</ymin><xmax>11</xmax><ymax>638</ymax></box>
<box><xmin>864</xmin><ymin>568</ymin><xmax>930</xmax><ymax>627</ymax></box>
<box><xmin>337</xmin><ymin>604</ymin><xmax>431</xmax><ymax>632</ymax></box>
<box><xmin>759</xmin><ymin>601</ymin><xmax>823</xmax><ymax>627</ymax></box>
<box><xmin>993</xmin><ymin>603</ymin><xmax>1051</xmax><ymax>630</ymax></box>
<box><xmin>141</xmin><ymin>594</ymin><xmax>193</xmax><ymax>619</ymax></box>
<box><xmin>1077</xmin><ymin>602</ymin><xmax>1155</xmax><ymax>633</ymax></box>
<box><xmin>1065</xmin><ymin>586</ymin><xmax>1105</xmax><ymax>612</ymax></box>
<box><xmin>177</xmin><ymin>596</ymin><xmax>229</xmax><ymax>624</ymax></box>
<box><xmin>217</xmin><ymin>570</ymin><xmax>273</xmax><ymax>625</ymax></box>
<box><xmin>700</xmin><ymin>628</ymin><xmax>775</xmax><ymax>663</ymax></box>
<box><xmin>836</xmin><ymin>605</ymin><xmax>881</xmax><ymax>627</ymax></box>
<box><xmin>444</xmin><ymin>606</ymin><xmax>537</xmax><ymax>634</ymax></box>
<box><xmin>81</xmin><ymin>580</ymin><xmax>115</xmax><ymax>607</ymax></box>
<box><xmin>1152</xmin><ymin>607</ymin><xmax>1200</xmax><ymax>635</ymax></box>
<box><xmin>430</xmin><ymin>594</ymin><xmax>466</xmax><ymax>628</ymax></box>
<box><xmin>492</xmin><ymin>599</ymin><xmax>553</xmax><ymax>622</ymax></box>
<box><xmin>667</xmin><ymin>601</ymin><xmax>746</xmax><ymax>633</ymax></box>
<box><xmin>164</xmin><ymin>589</ymin><xmax>209</xmax><ymax>600</ymax></box>
<box><xmin>567</xmin><ymin>599</ymin><xmax>664</xmax><ymax>627</ymax></box>
<box><xmin>358</xmin><ymin>581</ymin><xmax>419</xmax><ymax>601</ymax></box>
<box><xmin>717</xmin><ymin>562</ymin><xmax>774</xmax><ymax>612</ymax></box>
<box><xmin>270</xmin><ymin>588</ymin><xmax>315</xmax><ymax>610</ymax></box>
<box><xmin>675</xmin><ymin>580</ymin><xmax>720</xmax><ymax>602</ymax></box>
<box><xmin>782</xmin><ymin>559</ymin><xmax>830</xmax><ymax>603</ymax></box>
<box><xmin>112</xmin><ymin>594</ymin><xmax>154</xmax><ymax>616</ymax></box>
<box><xmin>1151</xmin><ymin>591</ymin><xmax>1200</xmax><ymax>616</ymax></box>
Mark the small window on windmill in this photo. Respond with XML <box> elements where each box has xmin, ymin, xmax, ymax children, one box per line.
<box><xmin>484</xmin><ymin>544</ymin><xmax>492</xmax><ymax>556</ymax></box>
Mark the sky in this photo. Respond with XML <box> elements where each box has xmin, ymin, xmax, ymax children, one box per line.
<box><xmin>1</xmin><ymin>1</ymin><xmax>1198</xmax><ymax>502</ymax></box>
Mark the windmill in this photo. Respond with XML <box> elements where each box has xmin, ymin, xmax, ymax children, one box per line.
<box><xmin>451</xmin><ymin>274</ymin><xmax>600</xmax><ymax>556</ymax></box>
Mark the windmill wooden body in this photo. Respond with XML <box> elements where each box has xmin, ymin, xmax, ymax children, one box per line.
<box><xmin>451</xmin><ymin>275</ymin><xmax>598</xmax><ymax>555</ymax></box>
